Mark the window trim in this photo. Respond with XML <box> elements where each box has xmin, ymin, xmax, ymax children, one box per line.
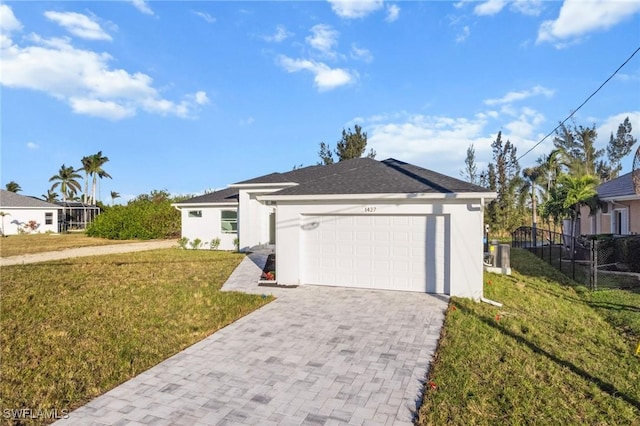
<box><xmin>221</xmin><ymin>210</ymin><xmax>238</xmax><ymax>234</ymax></box>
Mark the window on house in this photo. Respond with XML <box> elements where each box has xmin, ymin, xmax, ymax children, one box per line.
<box><xmin>45</xmin><ymin>212</ymin><xmax>53</xmax><ymax>225</ymax></box>
<box><xmin>221</xmin><ymin>210</ymin><xmax>237</xmax><ymax>233</ymax></box>
<box><xmin>188</xmin><ymin>210</ymin><xmax>202</xmax><ymax>218</ymax></box>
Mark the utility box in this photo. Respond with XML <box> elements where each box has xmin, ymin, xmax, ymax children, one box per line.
<box><xmin>485</xmin><ymin>243</ymin><xmax>511</xmax><ymax>275</ymax></box>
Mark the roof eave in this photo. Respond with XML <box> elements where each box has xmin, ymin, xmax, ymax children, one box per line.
<box><xmin>172</xmin><ymin>201</ymin><xmax>238</xmax><ymax>208</ymax></box>
<box><xmin>599</xmin><ymin>194</ymin><xmax>640</xmax><ymax>202</ymax></box>
<box><xmin>229</xmin><ymin>182</ymin><xmax>298</xmax><ymax>189</ymax></box>
<box><xmin>258</xmin><ymin>192</ymin><xmax>497</xmax><ymax>202</ymax></box>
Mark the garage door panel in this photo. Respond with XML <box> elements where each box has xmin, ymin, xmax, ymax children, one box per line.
<box><xmin>302</xmin><ymin>214</ymin><xmax>446</xmax><ymax>293</ymax></box>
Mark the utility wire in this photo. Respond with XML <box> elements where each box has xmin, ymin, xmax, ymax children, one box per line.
<box><xmin>517</xmin><ymin>45</ymin><xmax>640</xmax><ymax>162</ymax></box>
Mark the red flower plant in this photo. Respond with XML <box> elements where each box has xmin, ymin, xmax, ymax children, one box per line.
<box><xmin>428</xmin><ymin>381</ymin><xmax>437</xmax><ymax>391</ymax></box>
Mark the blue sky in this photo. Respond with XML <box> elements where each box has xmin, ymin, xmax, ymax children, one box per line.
<box><xmin>2</xmin><ymin>0</ymin><xmax>639</xmax><ymax>202</ymax></box>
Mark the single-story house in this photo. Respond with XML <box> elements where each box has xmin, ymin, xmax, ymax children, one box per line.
<box><xmin>0</xmin><ymin>190</ymin><xmax>60</xmax><ymax>235</ymax></box>
<box><xmin>580</xmin><ymin>171</ymin><xmax>640</xmax><ymax>235</ymax></box>
<box><xmin>174</xmin><ymin>158</ymin><xmax>496</xmax><ymax>299</ymax></box>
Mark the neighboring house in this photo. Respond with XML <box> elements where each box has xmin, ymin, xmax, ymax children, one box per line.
<box><xmin>580</xmin><ymin>171</ymin><xmax>640</xmax><ymax>235</ymax></box>
<box><xmin>174</xmin><ymin>158</ymin><xmax>496</xmax><ymax>299</ymax></box>
<box><xmin>0</xmin><ymin>190</ymin><xmax>60</xmax><ymax>235</ymax></box>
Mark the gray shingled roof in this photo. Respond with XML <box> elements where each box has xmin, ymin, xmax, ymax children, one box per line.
<box><xmin>0</xmin><ymin>190</ymin><xmax>60</xmax><ymax>209</ymax></box>
<box><xmin>597</xmin><ymin>172</ymin><xmax>639</xmax><ymax>199</ymax></box>
<box><xmin>178</xmin><ymin>158</ymin><xmax>491</xmax><ymax>204</ymax></box>
<box><xmin>272</xmin><ymin>158</ymin><xmax>490</xmax><ymax>196</ymax></box>
<box><xmin>174</xmin><ymin>187</ymin><xmax>239</xmax><ymax>205</ymax></box>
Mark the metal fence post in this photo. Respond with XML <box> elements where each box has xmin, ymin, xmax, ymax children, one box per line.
<box><xmin>593</xmin><ymin>240</ymin><xmax>598</xmax><ymax>291</ymax></box>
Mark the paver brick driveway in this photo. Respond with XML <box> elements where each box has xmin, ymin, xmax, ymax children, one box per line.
<box><xmin>58</xmin><ymin>255</ymin><xmax>448</xmax><ymax>426</ymax></box>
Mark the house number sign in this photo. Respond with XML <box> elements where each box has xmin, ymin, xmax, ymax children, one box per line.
<box><xmin>364</xmin><ymin>207</ymin><xmax>376</xmax><ymax>213</ymax></box>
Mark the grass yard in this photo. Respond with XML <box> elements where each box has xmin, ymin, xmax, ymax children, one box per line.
<box><xmin>0</xmin><ymin>233</ymin><xmax>140</xmax><ymax>258</ymax></box>
<box><xmin>1</xmin><ymin>249</ymin><xmax>272</xmax><ymax>423</ymax></box>
<box><xmin>417</xmin><ymin>248</ymin><xmax>640</xmax><ymax>425</ymax></box>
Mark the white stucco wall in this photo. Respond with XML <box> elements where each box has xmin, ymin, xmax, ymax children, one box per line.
<box><xmin>274</xmin><ymin>198</ymin><xmax>486</xmax><ymax>299</ymax></box>
<box><xmin>1</xmin><ymin>208</ymin><xmax>59</xmax><ymax>235</ymax></box>
<box><xmin>237</xmin><ymin>188</ymin><xmax>280</xmax><ymax>250</ymax></box>
<box><xmin>180</xmin><ymin>205</ymin><xmax>237</xmax><ymax>250</ymax></box>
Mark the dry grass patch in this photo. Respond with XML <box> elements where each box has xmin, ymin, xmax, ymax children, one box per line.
<box><xmin>0</xmin><ymin>233</ymin><xmax>139</xmax><ymax>258</ymax></box>
<box><xmin>417</xmin><ymin>248</ymin><xmax>640</xmax><ymax>425</ymax></box>
<box><xmin>1</xmin><ymin>249</ymin><xmax>272</xmax><ymax>423</ymax></box>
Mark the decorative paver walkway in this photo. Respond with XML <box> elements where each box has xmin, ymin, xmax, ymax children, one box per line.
<box><xmin>56</xmin><ymin>248</ymin><xmax>448</xmax><ymax>425</ymax></box>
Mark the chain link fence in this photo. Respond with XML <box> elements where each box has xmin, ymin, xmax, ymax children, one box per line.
<box><xmin>512</xmin><ymin>226</ymin><xmax>640</xmax><ymax>290</ymax></box>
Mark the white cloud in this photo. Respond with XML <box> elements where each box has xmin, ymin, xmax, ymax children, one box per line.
<box><xmin>474</xmin><ymin>0</ymin><xmax>507</xmax><ymax>16</ymax></box>
<box><xmin>328</xmin><ymin>0</ymin><xmax>384</xmax><ymax>19</ymax></box>
<box><xmin>278</xmin><ymin>55</ymin><xmax>357</xmax><ymax>91</ymax></box>
<box><xmin>70</xmin><ymin>98</ymin><xmax>135</xmax><ymax>120</ymax></box>
<box><xmin>44</xmin><ymin>11</ymin><xmax>112</xmax><ymax>41</ymax></box>
<box><xmin>366</xmin><ymin>114</ymin><xmax>494</xmax><ymax>169</ymax></box>
<box><xmin>193</xmin><ymin>11</ymin><xmax>216</xmax><ymax>23</ymax></box>
<box><xmin>0</xmin><ymin>4</ymin><xmax>22</xmax><ymax>34</ymax></box>
<box><xmin>597</xmin><ymin>111</ymin><xmax>640</xmax><ymax>144</ymax></box>
<box><xmin>359</xmin><ymin>105</ymin><xmax>554</xmax><ymax>176</ymax></box>
<box><xmin>263</xmin><ymin>25</ymin><xmax>292</xmax><ymax>43</ymax></box>
<box><xmin>0</xmin><ymin>9</ymin><xmax>207</xmax><ymax>120</ymax></box>
<box><xmin>239</xmin><ymin>117</ymin><xmax>255</xmax><ymax>126</ymax></box>
<box><xmin>306</xmin><ymin>24</ymin><xmax>339</xmax><ymax>58</ymax></box>
<box><xmin>537</xmin><ymin>0</ymin><xmax>640</xmax><ymax>46</ymax></box>
<box><xmin>130</xmin><ymin>0</ymin><xmax>154</xmax><ymax>16</ymax></box>
<box><xmin>193</xmin><ymin>91</ymin><xmax>209</xmax><ymax>105</ymax></box>
<box><xmin>350</xmin><ymin>44</ymin><xmax>373</xmax><ymax>62</ymax></box>
<box><xmin>484</xmin><ymin>85</ymin><xmax>554</xmax><ymax>106</ymax></box>
<box><xmin>456</xmin><ymin>25</ymin><xmax>470</xmax><ymax>43</ymax></box>
<box><xmin>385</xmin><ymin>4</ymin><xmax>400</xmax><ymax>22</ymax></box>
<box><xmin>26</xmin><ymin>142</ymin><xmax>39</xmax><ymax>150</ymax></box>
<box><xmin>511</xmin><ymin>0</ymin><xmax>543</xmax><ymax>17</ymax></box>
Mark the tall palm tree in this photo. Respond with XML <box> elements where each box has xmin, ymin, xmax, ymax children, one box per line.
<box><xmin>84</xmin><ymin>151</ymin><xmax>112</xmax><ymax>205</ymax></box>
<box><xmin>520</xmin><ymin>166</ymin><xmax>543</xmax><ymax>231</ymax></box>
<box><xmin>5</xmin><ymin>181</ymin><xmax>22</xmax><ymax>193</ymax></box>
<box><xmin>110</xmin><ymin>191</ymin><xmax>120</xmax><ymax>205</ymax></box>
<box><xmin>536</xmin><ymin>149</ymin><xmax>562</xmax><ymax>202</ymax></box>
<box><xmin>80</xmin><ymin>155</ymin><xmax>92</xmax><ymax>204</ymax></box>
<box><xmin>49</xmin><ymin>164</ymin><xmax>82</xmax><ymax>202</ymax></box>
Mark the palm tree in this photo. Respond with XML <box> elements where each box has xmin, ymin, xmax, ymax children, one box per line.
<box><xmin>559</xmin><ymin>174</ymin><xmax>599</xmax><ymax>243</ymax></box>
<box><xmin>41</xmin><ymin>189</ymin><xmax>60</xmax><ymax>203</ymax></box>
<box><xmin>83</xmin><ymin>151</ymin><xmax>112</xmax><ymax>205</ymax></box>
<box><xmin>110</xmin><ymin>191</ymin><xmax>120</xmax><ymax>205</ymax></box>
<box><xmin>5</xmin><ymin>181</ymin><xmax>22</xmax><ymax>193</ymax></box>
<box><xmin>520</xmin><ymin>166</ymin><xmax>543</xmax><ymax>230</ymax></box>
<box><xmin>80</xmin><ymin>155</ymin><xmax>92</xmax><ymax>204</ymax></box>
<box><xmin>536</xmin><ymin>149</ymin><xmax>562</xmax><ymax>202</ymax></box>
<box><xmin>49</xmin><ymin>164</ymin><xmax>82</xmax><ymax>202</ymax></box>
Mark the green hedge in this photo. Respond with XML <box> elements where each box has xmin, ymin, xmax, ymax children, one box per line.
<box><xmin>86</xmin><ymin>192</ymin><xmax>181</xmax><ymax>240</ymax></box>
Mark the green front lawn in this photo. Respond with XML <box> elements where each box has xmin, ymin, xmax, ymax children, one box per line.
<box><xmin>417</xmin><ymin>248</ymin><xmax>640</xmax><ymax>425</ymax></box>
<box><xmin>1</xmin><ymin>249</ymin><xmax>272</xmax><ymax>423</ymax></box>
<box><xmin>0</xmin><ymin>233</ymin><xmax>139</xmax><ymax>258</ymax></box>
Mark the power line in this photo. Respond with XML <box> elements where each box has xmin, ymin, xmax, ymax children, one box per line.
<box><xmin>517</xmin><ymin>45</ymin><xmax>640</xmax><ymax>162</ymax></box>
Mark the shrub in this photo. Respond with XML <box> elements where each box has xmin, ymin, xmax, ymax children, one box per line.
<box><xmin>86</xmin><ymin>190</ymin><xmax>181</xmax><ymax>240</ymax></box>
<box><xmin>210</xmin><ymin>237</ymin><xmax>220</xmax><ymax>250</ymax></box>
<box><xmin>189</xmin><ymin>238</ymin><xmax>202</xmax><ymax>250</ymax></box>
<box><xmin>177</xmin><ymin>237</ymin><xmax>189</xmax><ymax>249</ymax></box>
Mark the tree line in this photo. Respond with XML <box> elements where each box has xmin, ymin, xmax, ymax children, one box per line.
<box><xmin>461</xmin><ymin>117</ymin><xmax>637</xmax><ymax>236</ymax></box>
<box><xmin>4</xmin><ymin>151</ymin><xmax>120</xmax><ymax>206</ymax></box>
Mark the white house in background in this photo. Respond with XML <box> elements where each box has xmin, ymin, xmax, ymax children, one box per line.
<box><xmin>580</xmin><ymin>171</ymin><xmax>640</xmax><ymax>235</ymax></box>
<box><xmin>0</xmin><ymin>190</ymin><xmax>60</xmax><ymax>235</ymax></box>
<box><xmin>174</xmin><ymin>158</ymin><xmax>496</xmax><ymax>299</ymax></box>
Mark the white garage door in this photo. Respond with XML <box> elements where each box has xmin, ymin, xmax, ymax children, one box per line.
<box><xmin>301</xmin><ymin>215</ymin><xmax>447</xmax><ymax>293</ymax></box>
